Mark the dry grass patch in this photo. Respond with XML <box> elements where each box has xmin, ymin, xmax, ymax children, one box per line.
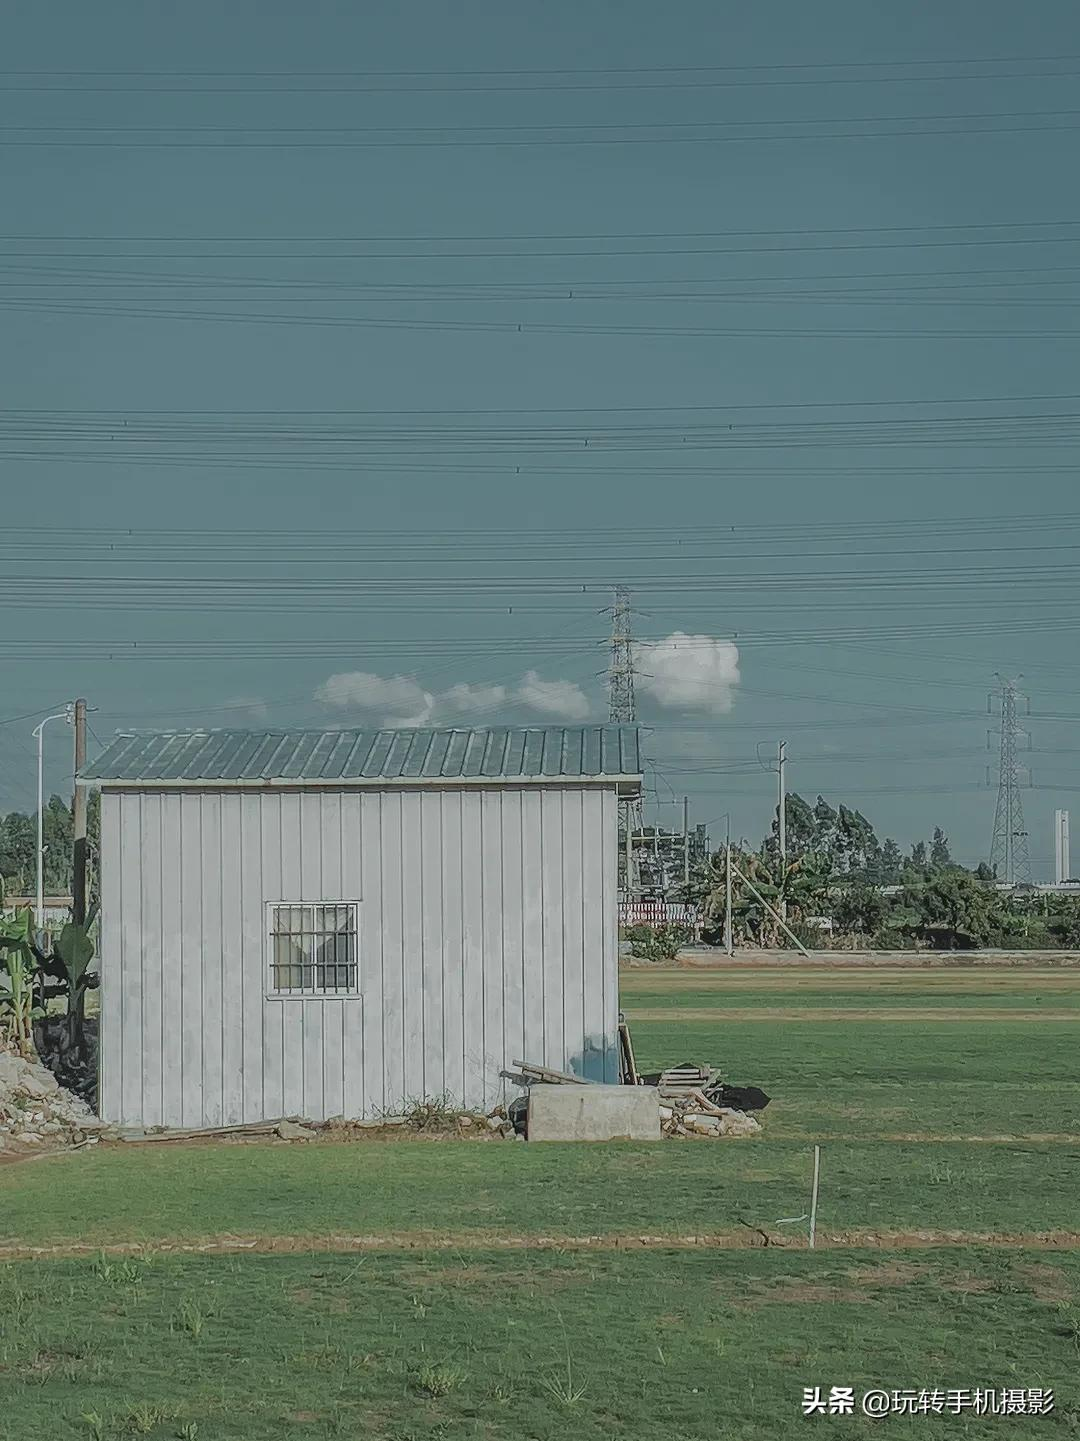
<box><xmin>845</xmin><ymin>1259</ymin><xmax>932</xmax><ymax>1287</ymax></box>
<box><xmin>734</xmin><ymin>1279</ymin><xmax>873</xmax><ymax>1308</ymax></box>
<box><xmin>1015</xmin><ymin>1261</ymin><xmax>1074</xmax><ymax>1303</ymax></box>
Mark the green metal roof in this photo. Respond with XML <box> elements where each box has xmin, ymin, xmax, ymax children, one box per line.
<box><xmin>81</xmin><ymin>726</ymin><xmax>642</xmax><ymax>788</ymax></box>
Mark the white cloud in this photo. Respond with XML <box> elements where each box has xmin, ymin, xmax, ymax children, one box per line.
<box><xmin>313</xmin><ymin>667</ymin><xmax>591</xmax><ymax>725</ymax></box>
<box><xmin>516</xmin><ymin>670</ymin><xmax>591</xmax><ymax>721</ymax></box>
<box><xmin>383</xmin><ymin>700</ymin><xmax>436</xmax><ymax>729</ymax></box>
<box><xmin>635</xmin><ymin>632</ymin><xmax>741</xmax><ymax>715</ymax></box>
<box><xmin>440</xmin><ymin>682</ymin><xmax>509</xmax><ymax>715</ymax></box>
<box><xmin>314</xmin><ymin>670</ymin><xmax>429</xmax><ymax>714</ymax></box>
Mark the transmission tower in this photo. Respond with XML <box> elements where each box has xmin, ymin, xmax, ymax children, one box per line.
<box><xmin>988</xmin><ymin>675</ymin><xmax>1032</xmax><ymax>885</ymax></box>
<box><xmin>607</xmin><ymin>585</ymin><xmax>637</xmax><ymax>723</ymax></box>
<box><xmin>607</xmin><ymin>586</ymin><xmax>643</xmax><ymax>895</ymax></box>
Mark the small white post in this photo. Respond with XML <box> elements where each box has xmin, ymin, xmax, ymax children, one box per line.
<box><xmin>809</xmin><ymin>1144</ymin><xmax>821</xmax><ymax>1249</ymax></box>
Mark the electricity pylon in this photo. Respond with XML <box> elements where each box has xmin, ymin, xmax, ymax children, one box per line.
<box><xmin>988</xmin><ymin>674</ymin><xmax>1032</xmax><ymax>885</ymax></box>
<box><xmin>608</xmin><ymin>586</ymin><xmax>643</xmax><ymax>895</ymax></box>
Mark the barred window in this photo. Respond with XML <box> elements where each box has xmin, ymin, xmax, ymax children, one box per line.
<box><xmin>268</xmin><ymin>903</ymin><xmax>358</xmax><ymax>996</ymax></box>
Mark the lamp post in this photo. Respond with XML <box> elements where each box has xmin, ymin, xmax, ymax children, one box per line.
<box><xmin>32</xmin><ymin>706</ymin><xmax>73</xmax><ymax>928</ymax></box>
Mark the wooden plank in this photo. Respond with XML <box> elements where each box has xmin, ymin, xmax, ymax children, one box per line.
<box><xmin>512</xmin><ymin>1059</ymin><xmax>592</xmax><ymax>1085</ymax></box>
<box><xmin>618</xmin><ymin>1020</ymin><xmax>639</xmax><ymax>1087</ymax></box>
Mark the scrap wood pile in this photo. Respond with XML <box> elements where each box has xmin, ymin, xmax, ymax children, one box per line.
<box><xmin>652</xmin><ymin>1064</ymin><xmax>765</xmax><ymax>1139</ymax></box>
<box><xmin>622</xmin><ymin>1016</ymin><xmax>769</xmax><ymax>1139</ymax></box>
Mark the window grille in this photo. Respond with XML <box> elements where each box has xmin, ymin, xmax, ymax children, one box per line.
<box><xmin>268</xmin><ymin>903</ymin><xmax>358</xmax><ymax>996</ymax></box>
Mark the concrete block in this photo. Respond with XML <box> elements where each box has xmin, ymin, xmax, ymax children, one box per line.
<box><xmin>527</xmin><ymin>1084</ymin><xmax>660</xmax><ymax>1142</ymax></box>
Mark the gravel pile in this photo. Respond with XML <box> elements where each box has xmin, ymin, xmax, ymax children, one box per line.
<box><xmin>0</xmin><ymin>1044</ymin><xmax>106</xmax><ymax>1152</ymax></box>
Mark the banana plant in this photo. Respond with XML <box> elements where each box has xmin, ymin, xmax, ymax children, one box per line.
<box><xmin>0</xmin><ymin>910</ymin><xmax>42</xmax><ymax>1057</ymax></box>
<box><xmin>53</xmin><ymin>921</ymin><xmax>97</xmax><ymax>1058</ymax></box>
<box><xmin>688</xmin><ymin>847</ymin><xmax>831</xmax><ymax>948</ymax></box>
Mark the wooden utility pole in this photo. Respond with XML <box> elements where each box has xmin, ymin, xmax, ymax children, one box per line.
<box><xmin>72</xmin><ymin>697</ymin><xmax>87</xmax><ymax>925</ymax></box>
<box><xmin>778</xmin><ymin>739</ymin><xmax>788</xmax><ymax>921</ymax></box>
<box><xmin>777</xmin><ymin>740</ymin><xmax>787</xmax><ymax>865</ymax></box>
<box><xmin>724</xmin><ymin>826</ymin><xmax>734</xmax><ymax>957</ymax></box>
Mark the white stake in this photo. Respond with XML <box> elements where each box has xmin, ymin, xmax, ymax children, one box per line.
<box><xmin>809</xmin><ymin>1144</ymin><xmax>821</xmax><ymax>1249</ymax></box>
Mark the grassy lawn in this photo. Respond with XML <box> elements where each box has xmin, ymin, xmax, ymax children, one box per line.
<box><xmin>624</xmin><ymin>965</ymin><xmax>1080</xmax><ymax>1141</ymax></box>
<box><xmin>2</xmin><ymin>1247</ymin><xmax>1079</xmax><ymax>1441</ymax></box>
<box><xmin>3</xmin><ymin>961</ymin><xmax>1080</xmax><ymax>1439</ymax></box>
<box><xmin>4</xmin><ymin>1137</ymin><xmax>1080</xmax><ymax>1249</ymax></box>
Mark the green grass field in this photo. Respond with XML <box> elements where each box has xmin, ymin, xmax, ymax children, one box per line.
<box><xmin>3</xmin><ymin>962</ymin><xmax>1079</xmax><ymax>1439</ymax></box>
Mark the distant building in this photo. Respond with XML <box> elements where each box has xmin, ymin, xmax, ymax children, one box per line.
<box><xmin>1055</xmin><ymin>809</ymin><xmax>1072</xmax><ymax>885</ymax></box>
<box><xmin>2</xmin><ymin>896</ymin><xmax>73</xmax><ymax>925</ymax></box>
<box><xmin>81</xmin><ymin>725</ymin><xmax>642</xmax><ymax>1129</ymax></box>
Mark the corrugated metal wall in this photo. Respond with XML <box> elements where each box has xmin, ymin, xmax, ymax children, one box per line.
<box><xmin>99</xmin><ymin>785</ymin><xmax>619</xmax><ymax>1127</ymax></box>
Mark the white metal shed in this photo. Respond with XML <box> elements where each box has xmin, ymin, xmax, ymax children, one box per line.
<box><xmin>81</xmin><ymin>725</ymin><xmax>642</xmax><ymax>1128</ymax></box>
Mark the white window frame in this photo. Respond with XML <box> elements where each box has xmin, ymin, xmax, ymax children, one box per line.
<box><xmin>265</xmin><ymin>901</ymin><xmax>361</xmax><ymax>1000</ymax></box>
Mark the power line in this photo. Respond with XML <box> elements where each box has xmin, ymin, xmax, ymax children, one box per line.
<box><xmin>6</xmin><ymin>216</ymin><xmax>1080</xmax><ymax>244</ymax></box>
<box><xmin>5</xmin><ymin>58</ymin><xmax>1080</xmax><ymax>92</ymax></box>
<box><xmin>7</xmin><ymin>112</ymin><xmax>1080</xmax><ymax>147</ymax></box>
<box><xmin>6</xmin><ymin>54</ymin><xmax>1080</xmax><ymax>76</ymax></box>
<box><xmin>0</xmin><ymin>702</ymin><xmax>75</xmax><ymax>728</ymax></box>
<box><xmin>7</xmin><ymin>297</ymin><xmax>1080</xmax><ymax>341</ymax></box>
<box><xmin>8</xmin><ymin>386</ymin><xmax>1079</xmax><ymax>411</ymax></box>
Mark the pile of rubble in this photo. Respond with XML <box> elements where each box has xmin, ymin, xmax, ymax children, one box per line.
<box><xmin>650</xmin><ymin>1062</ymin><xmax>767</xmax><ymax>1140</ymax></box>
<box><xmin>659</xmin><ymin>1092</ymin><xmax>762</xmax><ymax>1139</ymax></box>
<box><xmin>0</xmin><ymin>1043</ymin><xmax>106</xmax><ymax>1152</ymax></box>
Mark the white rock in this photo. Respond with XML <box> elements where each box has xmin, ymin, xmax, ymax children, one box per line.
<box><xmin>716</xmin><ymin>1109</ymin><xmax>762</xmax><ymax>1137</ymax></box>
<box><xmin>275</xmin><ymin>1119</ymin><xmax>316</xmax><ymax>1141</ymax></box>
<box><xmin>0</xmin><ymin>1052</ymin><xmax>24</xmax><ymax>1088</ymax></box>
<box><xmin>18</xmin><ymin>1070</ymin><xmax>59</xmax><ymax>1100</ymax></box>
<box><xmin>683</xmin><ymin>1114</ymin><xmax>722</xmax><ymax>1135</ymax></box>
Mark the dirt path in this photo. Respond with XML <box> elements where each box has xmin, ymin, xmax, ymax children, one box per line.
<box><xmin>5</xmin><ymin>1229</ymin><xmax>1080</xmax><ymax>1260</ymax></box>
<box><xmin>654</xmin><ymin>952</ymin><xmax>1080</xmax><ymax>969</ymax></box>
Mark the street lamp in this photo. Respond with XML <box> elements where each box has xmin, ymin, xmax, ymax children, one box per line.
<box><xmin>32</xmin><ymin>705</ymin><xmax>73</xmax><ymax>928</ymax></box>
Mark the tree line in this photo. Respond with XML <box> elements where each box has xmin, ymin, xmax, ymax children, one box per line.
<box><xmin>678</xmin><ymin>793</ymin><xmax>1080</xmax><ymax>951</ymax></box>
<box><xmin>0</xmin><ymin>793</ymin><xmax>100</xmax><ymax>899</ymax></box>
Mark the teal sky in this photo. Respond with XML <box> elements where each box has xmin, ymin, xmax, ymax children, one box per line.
<box><xmin>2</xmin><ymin>2</ymin><xmax>1079</xmax><ymax>875</ymax></box>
